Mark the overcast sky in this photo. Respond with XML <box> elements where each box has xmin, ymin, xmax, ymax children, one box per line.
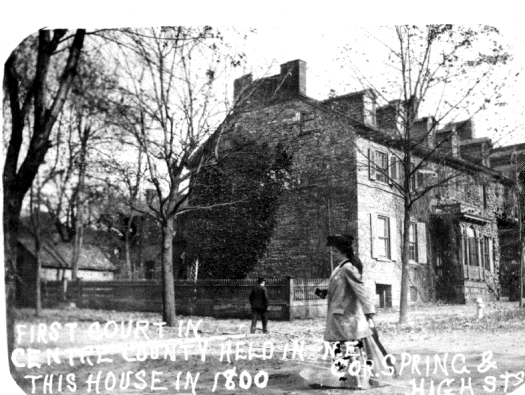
<box><xmin>236</xmin><ymin>24</ymin><xmax>524</xmax><ymax>146</ymax></box>
<box><xmin>2</xmin><ymin>2</ymin><xmax>524</xmax><ymax>147</ymax></box>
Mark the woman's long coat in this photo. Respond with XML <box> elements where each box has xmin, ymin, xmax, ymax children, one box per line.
<box><xmin>324</xmin><ymin>258</ymin><xmax>376</xmax><ymax>342</ymax></box>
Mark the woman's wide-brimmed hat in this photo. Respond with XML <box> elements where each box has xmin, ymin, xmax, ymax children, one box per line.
<box><xmin>326</xmin><ymin>234</ymin><xmax>354</xmax><ymax>250</ymax></box>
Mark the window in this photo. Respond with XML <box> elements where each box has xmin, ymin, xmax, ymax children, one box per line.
<box><xmin>368</xmin><ymin>148</ymin><xmax>391</xmax><ymax>183</ymax></box>
<box><xmin>390</xmin><ymin>156</ymin><xmax>398</xmax><ymax>183</ymax></box>
<box><xmin>469</xmin><ymin>238</ymin><xmax>479</xmax><ymax>266</ymax></box>
<box><xmin>465</xmin><ymin>227</ymin><xmax>479</xmax><ymax>267</ymax></box>
<box><xmin>375</xmin><ymin>151</ymin><xmax>389</xmax><ymax>183</ymax></box>
<box><xmin>462</xmin><ymin>227</ymin><xmax>494</xmax><ymax>277</ymax></box>
<box><xmin>377</xmin><ymin>216</ymin><xmax>390</xmax><ymax>258</ymax></box>
<box><xmin>408</xmin><ymin>222</ymin><xmax>418</xmax><ymax>261</ymax></box>
<box><xmin>404</xmin><ymin>221</ymin><xmax>427</xmax><ymax>264</ymax></box>
<box><xmin>371</xmin><ymin>214</ymin><xmax>427</xmax><ymax>263</ymax></box>
<box><xmin>371</xmin><ymin>214</ymin><xmax>396</xmax><ymax>260</ymax></box>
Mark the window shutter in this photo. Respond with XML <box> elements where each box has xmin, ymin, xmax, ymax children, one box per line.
<box><xmin>370</xmin><ymin>213</ymin><xmax>377</xmax><ymax>258</ymax></box>
<box><xmin>368</xmin><ymin>149</ymin><xmax>376</xmax><ymax>180</ymax></box>
<box><xmin>390</xmin><ymin>156</ymin><xmax>397</xmax><ymax>184</ymax></box>
<box><xmin>417</xmin><ymin>222</ymin><xmax>427</xmax><ymax>263</ymax></box>
<box><xmin>398</xmin><ymin>160</ymin><xmax>404</xmax><ymax>183</ymax></box>
<box><xmin>400</xmin><ymin>218</ymin><xmax>405</xmax><ymax>261</ymax></box>
<box><xmin>488</xmin><ymin>238</ymin><xmax>494</xmax><ymax>273</ymax></box>
<box><xmin>390</xmin><ymin>216</ymin><xmax>399</xmax><ymax>261</ymax></box>
<box><xmin>385</xmin><ymin>153</ymin><xmax>390</xmax><ymax>184</ymax></box>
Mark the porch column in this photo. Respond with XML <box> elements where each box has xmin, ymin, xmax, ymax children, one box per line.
<box><xmin>461</xmin><ymin>225</ymin><xmax>469</xmax><ymax>280</ymax></box>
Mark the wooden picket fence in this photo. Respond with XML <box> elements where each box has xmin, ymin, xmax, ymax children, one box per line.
<box><xmin>35</xmin><ymin>277</ymin><xmax>330</xmax><ymax>320</ymax></box>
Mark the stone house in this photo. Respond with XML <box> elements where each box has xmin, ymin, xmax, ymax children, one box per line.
<box><xmin>208</xmin><ymin>59</ymin><xmax>516</xmax><ymax>307</ymax></box>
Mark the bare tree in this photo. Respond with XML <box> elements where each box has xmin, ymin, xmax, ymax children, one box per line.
<box><xmin>3</xmin><ymin>28</ymin><xmax>85</xmax><ymax>376</ymax></box>
<box><xmin>98</xmin><ymin>143</ymin><xmax>147</xmax><ymax>279</ymax></box>
<box><xmin>27</xmin><ymin>169</ymin><xmax>59</xmax><ymax>316</ymax></box>
<box><xmin>105</xmin><ymin>27</ymin><xmax>246</xmax><ymax>326</ymax></box>
<box><xmin>29</xmin><ymin>180</ymin><xmax>43</xmax><ymax>316</ymax></box>
<box><xmin>510</xmin><ymin>152</ymin><xmax>525</xmax><ymax>307</ymax></box>
<box><xmin>338</xmin><ymin>25</ymin><xmax>513</xmax><ymax>322</ymax></box>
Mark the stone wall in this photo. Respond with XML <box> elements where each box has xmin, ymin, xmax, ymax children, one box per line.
<box><xmin>229</xmin><ymin>97</ymin><xmax>360</xmax><ymax>279</ymax></box>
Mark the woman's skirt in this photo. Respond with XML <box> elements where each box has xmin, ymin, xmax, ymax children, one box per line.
<box><xmin>328</xmin><ymin>333</ymin><xmax>396</xmax><ymax>389</ymax></box>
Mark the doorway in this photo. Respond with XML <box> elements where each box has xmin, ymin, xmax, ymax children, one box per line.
<box><xmin>375</xmin><ymin>283</ymin><xmax>392</xmax><ymax>308</ymax></box>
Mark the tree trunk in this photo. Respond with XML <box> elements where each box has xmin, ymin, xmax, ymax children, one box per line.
<box><xmin>137</xmin><ymin>218</ymin><xmax>144</xmax><ymax>280</ymax></box>
<box><xmin>71</xmin><ymin>194</ymin><xmax>84</xmax><ymax>280</ymax></box>
<box><xmin>124</xmin><ymin>231</ymin><xmax>132</xmax><ymax>279</ymax></box>
<box><xmin>72</xmin><ymin>130</ymin><xmax>89</xmax><ymax>280</ymax></box>
<box><xmin>399</xmin><ymin>205</ymin><xmax>411</xmax><ymax>323</ymax></box>
<box><xmin>35</xmin><ymin>238</ymin><xmax>42</xmax><ymax>316</ymax></box>
<box><xmin>399</xmin><ymin>150</ymin><xmax>412</xmax><ymax>324</ymax></box>
<box><xmin>161</xmin><ymin>217</ymin><xmax>177</xmax><ymax>326</ymax></box>
<box><xmin>3</xmin><ymin>191</ymin><xmax>24</xmax><ymax>378</ymax></box>
<box><xmin>71</xmin><ymin>217</ymin><xmax>84</xmax><ymax>280</ymax></box>
<box><xmin>123</xmin><ymin>213</ymin><xmax>134</xmax><ymax>279</ymax></box>
<box><xmin>3</xmin><ymin>29</ymin><xmax>86</xmax><ymax>380</ymax></box>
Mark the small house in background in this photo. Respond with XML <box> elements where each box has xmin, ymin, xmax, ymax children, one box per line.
<box><xmin>17</xmin><ymin>237</ymin><xmax>117</xmax><ymax>307</ymax></box>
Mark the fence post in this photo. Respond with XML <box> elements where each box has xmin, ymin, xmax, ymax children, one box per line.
<box><xmin>62</xmin><ymin>278</ymin><xmax>68</xmax><ymax>302</ymax></box>
<box><xmin>285</xmin><ymin>276</ymin><xmax>294</xmax><ymax>321</ymax></box>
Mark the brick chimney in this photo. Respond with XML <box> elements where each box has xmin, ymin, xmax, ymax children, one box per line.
<box><xmin>233</xmin><ymin>73</ymin><xmax>253</xmax><ymax>102</ymax></box>
<box><xmin>377</xmin><ymin>99</ymin><xmax>405</xmax><ymax>136</ymax></box>
<box><xmin>460</xmin><ymin>138</ymin><xmax>493</xmax><ymax>166</ymax></box>
<box><xmin>324</xmin><ymin>89</ymin><xmax>377</xmax><ymax>127</ymax></box>
<box><xmin>279</xmin><ymin>60</ymin><xmax>307</xmax><ymax>96</ymax></box>
<box><xmin>436</xmin><ymin>125</ymin><xmax>459</xmax><ymax>158</ymax></box>
<box><xmin>232</xmin><ymin>60</ymin><xmax>307</xmax><ymax>104</ymax></box>
<box><xmin>454</xmin><ymin>119</ymin><xmax>476</xmax><ymax>140</ymax></box>
<box><xmin>412</xmin><ymin>116</ymin><xmax>437</xmax><ymax>148</ymax></box>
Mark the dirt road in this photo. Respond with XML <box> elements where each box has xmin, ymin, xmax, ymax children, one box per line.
<box><xmin>12</xmin><ymin>302</ymin><xmax>525</xmax><ymax>395</ymax></box>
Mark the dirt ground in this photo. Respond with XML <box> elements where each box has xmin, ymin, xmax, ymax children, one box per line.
<box><xmin>12</xmin><ymin>301</ymin><xmax>525</xmax><ymax>395</ymax></box>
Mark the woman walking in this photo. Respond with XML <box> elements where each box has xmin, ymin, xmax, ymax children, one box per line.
<box><xmin>324</xmin><ymin>234</ymin><xmax>393</xmax><ymax>388</ymax></box>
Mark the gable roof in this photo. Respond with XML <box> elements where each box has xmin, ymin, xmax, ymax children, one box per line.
<box><xmin>18</xmin><ymin>238</ymin><xmax>117</xmax><ymax>272</ymax></box>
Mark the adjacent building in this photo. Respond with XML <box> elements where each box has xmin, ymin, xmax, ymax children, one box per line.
<box><xmin>17</xmin><ymin>236</ymin><xmax>117</xmax><ymax>306</ymax></box>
